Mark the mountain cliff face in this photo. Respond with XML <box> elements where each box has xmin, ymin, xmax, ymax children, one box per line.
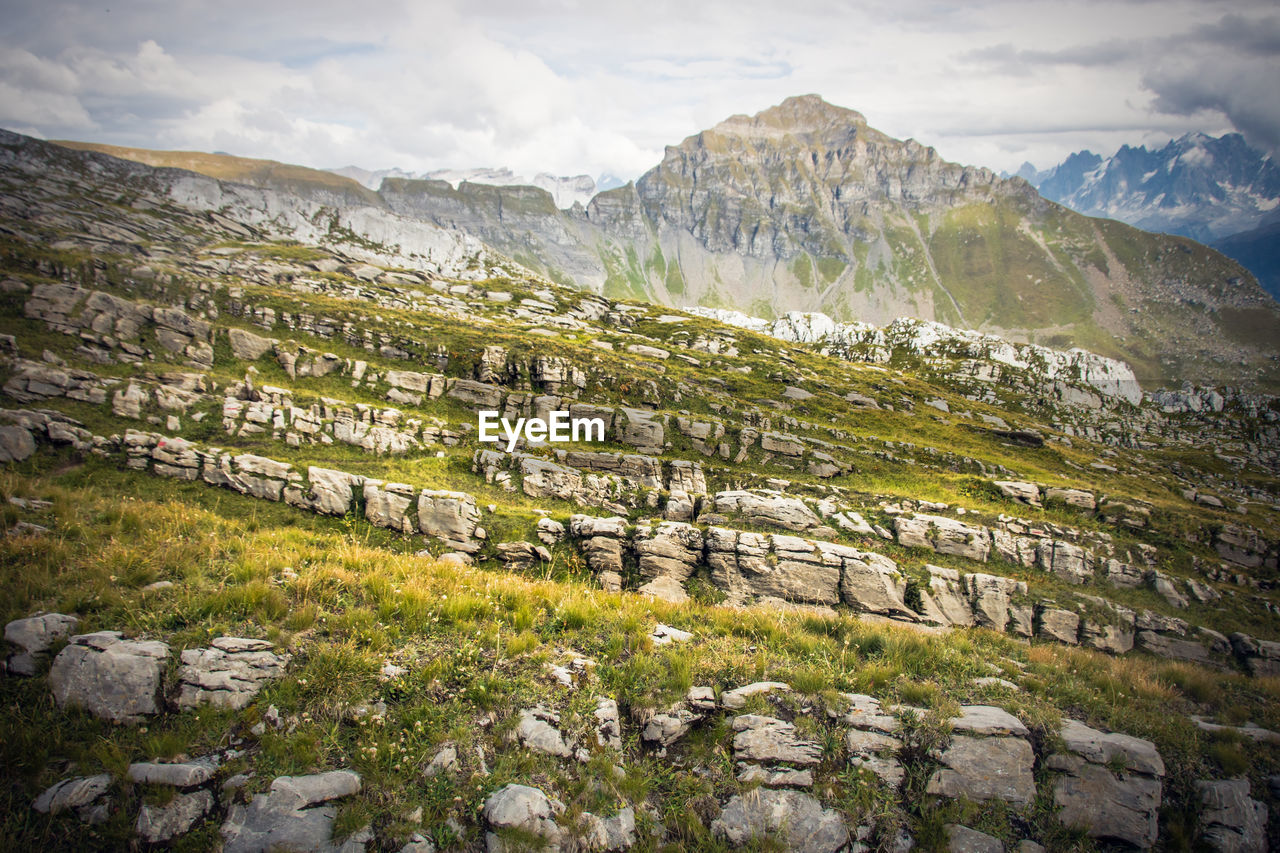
<box><xmin>47</xmin><ymin>97</ymin><xmax>1280</xmax><ymax>391</ymax></box>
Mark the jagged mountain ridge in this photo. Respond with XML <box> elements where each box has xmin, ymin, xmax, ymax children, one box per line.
<box><xmin>40</xmin><ymin>96</ymin><xmax>1280</xmax><ymax>392</ymax></box>
<box><xmin>330</xmin><ymin>164</ymin><xmax>600</xmax><ymax>209</ymax></box>
<box><xmin>1021</xmin><ymin>133</ymin><xmax>1280</xmax><ymax>300</ymax></box>
<box><xmin>1027</xmin><ymin>133</ymin><xmax>1280</xmax><ymax>244</ymax></box>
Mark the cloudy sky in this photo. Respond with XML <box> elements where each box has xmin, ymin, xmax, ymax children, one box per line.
<box><xmin>2</xmin><ymin>0</ymin><xmax>1277</xmax><ymax>181</ymax></box>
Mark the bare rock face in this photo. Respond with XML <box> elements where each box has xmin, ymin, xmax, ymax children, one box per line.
<box><xmin>710</xmin><ymin>788</ymin><xmax>849</xmax><ymax>853</ymax></box>
<box><xmin>175</xmin><ymin>637</ymin><xmax>290</xmax><ymax>711</ymax></box>
<box><xmin>483</xmin><ymin>783</ymin><xmax>564</xmax><ymax>853</ymax></box>
<box><xmin>221</xmin><ymin>770</ymin><xmax>364</xmax><ymax>853</ymax></box>
<box><xmin>49</xmin><ymin>631</ymin><xmax>169</xmax><ymax>723</ymax></box>
<box><xmin>1196</xmin><ymin>779</ymin><xmax>1268</xmax><ymax>853</ymax></box>
<box><xmin>4</xmin><ymin>612</ymin><xmax>78</xmax><ymax>675</ymax></box>
<box><xmin>1048</xmin><ymin>719</ymin><xmax>1165</xmax><ymax>849</ymax></box>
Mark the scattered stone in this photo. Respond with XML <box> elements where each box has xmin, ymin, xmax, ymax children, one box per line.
<box><xmin>127</xmin><ymin>758</ymin><xmax>217</xmax><ymax>788</ymax></box>
<box><xmin>423</xmin><ymin>744</ymin><xmax>458</xmax><ymax>778</ymax></box>
<box><xmin>580</xmin><ymin>806</ymin><xmax>635</xmax><ymax>852</ymax></box>
<box><xmin>737</xmin><ymin>765</ymin><xmax>814</xmax><ymax>788</ymax></box>
<box><xmin>650</xmin><ymin>624</ymin><xmax>692</xmax><ymax>646</ymax></box>
<box><xmin>951</xmin><ymin>705</ymin><xmax>1029</xmax><ymax>737</ymax></box>
<box><xmin>731</xmin><ymin>715</ymin><xmax>822</xmax><ymax>766</ymax></box>
<box><xmin>845</xmin><ymin>728</ymin><xmax>904</xmax><ymax>786</ymax></box>
<box><xmin>49</xmin><ymin>631</ymin><xmax>169</xmax><ymax>723</ymax></box>
<box><xmin>594</xmin><ymin>698</ymin><xmax>623</xmax><ymax>751</ymax></box>
<box><xmin>686</xmin><ymin>686</ymin><xmax>717</xmax><ymax>712</ymax></box>
<box><xmin>641</xmin><ymin>709</ymin><xmax>700</xmax><ymax>748</ymax></box>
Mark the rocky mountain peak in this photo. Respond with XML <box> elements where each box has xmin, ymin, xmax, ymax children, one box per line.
<box><xmin>709</xmin><ymin>94</ymin><xmax>869</xmax><ymax>140</ymax></box>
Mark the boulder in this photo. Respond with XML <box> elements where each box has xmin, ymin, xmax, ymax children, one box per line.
<box><xmin>228</xmin><ymin>328</ymin><xmax>274</xmax><ymax>361</ymax></box>
<box><xmin>731</xmin><ymin>715</ymin><xmax>823</xmax><ymax>766</ymax></box>
<box><xmin>49</xmin><ymin>631</ymin><xmax>169</xmax><ymax>723</ymax></box>
<box><xmin>713</xmin><ymin>490</ymin><xmax>820</xmax><ymax>531</ymax></box>
<box><xmin>483</xmin><ymin>783</ymin><xmax>563</xmax><ymax>853</ymax></box>
<box><xmin>711</xmin><ymin>789</ymin><xmax>849</xmax><ymax>853</ymax></box>
<box><xmin>994</xmin><ymin>481</ymin><xmax>1041</xmax><ymax>507</ymax></box>
<box><xmin>0</xmin><ymin>425</ymin><xmax>36</xmax><ymax>463</ymax></box>
<box><xmin>636</xmin><ymin>576</ymin><xmax>688</xmax><ymax>603</ymax></box>
<box><xmin>417</xmin><ymin>489</ymin><xmax>481</xmax><ymax>550</ymax></box>
<box><xmin>1046</xmin><ymin>487</ymin><xmax>1096</xmax><ymax>510</ymax></box>
<box><xmin>517</xmin><ymin>707</ymin><xmax>574</xmax><ymax>759</ymax></box>
<box><xmin>221</xmin><ymin>770</ymin><xmax>364</xmax><ymax>853</ymax></box>
<box><xmin>947</xmin><ymin>824</ymin><xmax>1004</xmax><ymax>853</ymax></box>
<box><xmin>1048</xmin><ymin>719</ymin><xmax>1164</xmax><ymax>849</ymax></box>
<box><xmin>5</xmin><ymin>612</ymin><xmax>78</xmax><ymax>676</ymax></box>
<box><xmin>926</xmin><ymin>735</ymin><xmax>1036</xmax><ymax>805</ymax></box>
<box><xmin>1036</xmin><ymin>608</ymin><xmax>1079</xmax><ymax>645</ymax></box>
<box><xmin>136</xmin><ymin>790</ymin><xmax>214</xmax><ymax>844</ymax></box>
<box><xmin>1196</xmin><ymin>779</ymin><xmax>1267</xmax><ymax>853</ymax></box>
<box><xmin>175</xmin><ymin>637</ymin><xmax>290</xmax><ymax>711</ymax></box>
<box><xmin>32</xmin><ymin>773</ymin><xmax>113</xmax><ymax>824</ymax></box>
<box><xmin>895</xmin><ymin>514</ymin><xmax>991</xmax><ymax>562</ymax></box>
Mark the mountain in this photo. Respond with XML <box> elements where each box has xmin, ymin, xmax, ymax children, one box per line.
<box><xmin>1029</xmin><ymin>133</ymin><xmax>1280</xmax><ymax>244</ymax></box>
<box><xmin>379</xmin><ymin>95</ymin><xmax>1280</xmax><ymax>390</ymax></box>
<box><xmin>2</xmin><ymin>116</ymin><xmax>1280</xmax><ymax>852</ymax></box>
<box><xmin>1212</xmin><ymin>211</ymin><xmax>1280</xmax><ymax>301</ymax></box>
<box><xmin>45</xmin><ymin>96</ymin><xmax>1280</xmax><ymax>392</ymax></box>
<box><xmin>329</xmin><ymin>164</ymin><xmax>600</xmax><ymax>209</ymax></box>
<box><xmin>1023</xmin><ymin>134</ymin><xmax>1280</xmax><ymax>300</ymax></box>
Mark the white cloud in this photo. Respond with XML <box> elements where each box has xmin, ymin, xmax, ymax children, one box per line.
<box><xmin>0</xmin><ymin>0</ymin><xmax>1275</xmax><ymax>180</ymax></box>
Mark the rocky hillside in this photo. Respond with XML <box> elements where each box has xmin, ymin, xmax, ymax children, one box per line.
<box><xmin>50</xmin><ymin>97</ymin><xmax>1280</xmax><ymax>393</ymax></box>
<box><xmin>1</xmin><ymin>122</ymin><xmax>1278</xmax><ymax>851</ymax></box>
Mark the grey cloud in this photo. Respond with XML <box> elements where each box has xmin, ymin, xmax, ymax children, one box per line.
<box><xmin>1143</xmin><ymin>59</ymin><xmax>1280</xmax><ymax>153</ymax></box>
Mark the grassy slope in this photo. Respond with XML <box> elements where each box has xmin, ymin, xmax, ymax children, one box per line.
<box><xmin>2</xmin><ymin>464</ymin><xmax>1278</xmax><ymax>850</ymax></box>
